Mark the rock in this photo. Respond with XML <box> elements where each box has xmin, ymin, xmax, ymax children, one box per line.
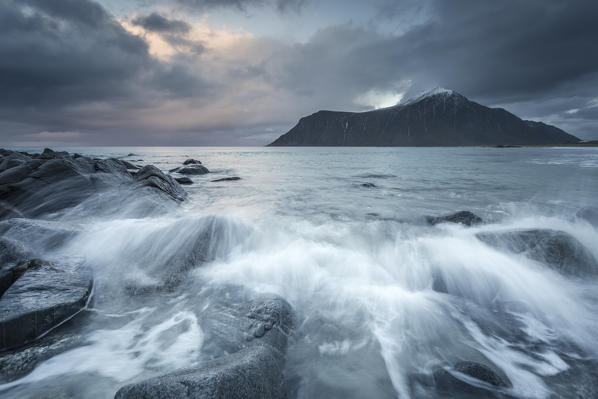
<box><xmin>134</xmin><ymin>165</ymin><xmax>187</xmax><ymax>201</ymax></box>
<box><xmin>433</xmin><ymin>361</ymin><xmax>510</xmax><ymax>398</ymax></box>
<box><xmin>183</xmin><ymin>158</ymin><xmax>202</xmax><ymax>165</ymax></box>
<box><xmin>127</xmin><ymin>153</ymin><xmax>137</xmax><ymax>157</ymax></box>
<box><xmin>477</xmin><ymin>229</ymin><xmax>598</xmax><ymax>276</ymax></box>
<box><xmin>211</xmin><ymin>177</ymin><xmax>241</xmax><ymax>182</ymax></box>
<box><xmin>0</xmin><ymin>238</ymin><xmax>30</xmax><ymax>297</ymax></box>
<box><xmin>0</xmin><ymin>149</ymin><xmax>186</xmax><ymax>218</ymax></box>
<box><xmin>116</xmin><ymin>286</ymin><xmax>293</xmax><ymax>399</ymax></box>
<box><xmin>0</xmin><ymin>333</ymin><xmax>85</xmax><ymax>383</ymax></box>
<box><xmin>115</xmin><ymin>345</ymin><xmax>286</xmax><ymax>399</ymax></box>
<box><xmin>0</xmin><ymin>260</ymin><xmax>93</xmax><ymax>350</ymax></box>
<box><xmin>122</xmin><ymin>161</ymin><xmax>140</xmax><ymax>170</ymax></box>
<box><xmin>171</xmin><ymin>165</ymin><xmax>210</xmax><ymax>175</ymax></box>
<box><xmin>175</xmin><ymin>177</ymin><xmax>193</xmax><ymax>185</ymax></box>
<box><xmin>40</xmin><ymin>148</ymin><xmax>70</xmax><ymax>159</ymax></box>
<box><xmin>577</xmin><ymin>206</ymin><xmax>598</xmax><ymax>226</ymax></box>
<box><xmin>426</xmin><ymin>211</ymin><xmax>483</xmax><ymax>226</ymax></box>
<box><xmin>0</xmin><ymin>152</ymin><xmax>31</xmax><ymax>172</ymax></box>
<box><xmin>361</xmin><ymin>182</ymin><xmax>376</xmax><ymax>188</ymax></box>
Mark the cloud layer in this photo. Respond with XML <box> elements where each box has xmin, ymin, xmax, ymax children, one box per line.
<box><xmin>0</xmin><ymin>0</ymin><xmax>596</xmax><ymax>145</ymax></box>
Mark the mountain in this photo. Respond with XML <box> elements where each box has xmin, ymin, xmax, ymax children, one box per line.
<box><xmin>268</xmin><ymin>89</ymin><xmax>579</xmax><ymax>146</ymax></box>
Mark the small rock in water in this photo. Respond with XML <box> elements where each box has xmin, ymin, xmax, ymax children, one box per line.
<box><xmin>426</xmin><ymin>211</ymin><xmax>483</xmax><ymax>226</ymax></box>
<box><xmin>211</xmin><ymin>176</ymin><xmax>241</xmax><ymax>182</ymax></box>
<box><xmin>171</xmin><ymin>164</ymin><xmax>209</xmax><ymax>175</ymax></box>
<box><xmin>183</xmin><ymin>158</ymin><xmax>202</xmax><ymax>165</ymax></box>
<box><xmin>175</xmin><ymin>176</ymin><xmax>193</xmax><ymax>185</ymax></box>
<box><xmin>361</xmin><ymin>182</ymin><xmax>376</xmax><ymax>188</ymax></box>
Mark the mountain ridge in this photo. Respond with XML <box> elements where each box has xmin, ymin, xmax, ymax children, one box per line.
<box><xmin>268</xmin><ymin>89</ymin><xmax>579</xmax><ymax>146</ymax></box>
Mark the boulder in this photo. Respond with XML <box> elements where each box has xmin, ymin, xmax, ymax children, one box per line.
<box><xmin>0</xmin><ymin>333</ymin><xmax>85</xmax><ymax>383</ymax></box>
<box><xmin>115</xmin><ymin>345</ymin><xmax>286</xmax><ymax>399</ymax></box>
<box><xmin>175</xmin><ymin>177</ymin><xmax>193</xmax><ymax>185</ymax></box>
<box><xmin>0</xmin><ymin>260</ymin><xmax>93</xmax><ymax>350</ymax></box>
<box><xmin>211</xmin><ymin>177</ymin><xmax>241</xmax><ymax>182</ymax></box>
<box><xmin>577</xmin><ymin>206</ymin><xmax>598</xmax><ymax>226</ymax></box>
<box><xmin>134</xmin><ymin>165</ymin><xmax>187</xmax><ymax>201</ymax></box>
<box><xmin>477</xmin><ymin>229</ymin><xmax>598</xmax><ymax>276</ymax></box>
<box><xmin>0</xmin><ymin>238</ymin><xmax>29</xmax><ymax>297</ymax></box>
<box><xmin>171</xmin><ymin>165</ymin><xmax>210</xmax><ymax>175</ymax></box>
<box><xmin>0</xmin><ymin>149</ymin><xmax>186</xmax><ymax>218</ymax></box>
<box><xmin>115</xmin><ymin>287</ymin><xmax>293</xmax><ymax>399</ymax></box>
<box><xmin>426</xmin><ymin>211</ymin><xmax>483</xmax><ymax>226</ymax></box>
<box><xmin>183</xmin><ymin>159</ymin><xmax>202</xmax><ymax>165</ymax></box>
<box><xmin>433</xmin><ymin>361</ymin><xmax>510</xmax><ymax>398</ymax></box>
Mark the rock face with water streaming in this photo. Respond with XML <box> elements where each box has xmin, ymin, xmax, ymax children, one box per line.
<box><xmin>0</xmin><ymin>148</ymin><xmax>186</xmax><ymax>219</ymax></box>
<box><xmin>268</xmin><ymin>89</ymin><xmax>580</xmax><ymax>146</ymax></box>
<box><xmin>115</xmin><ymin>287</ymin><xmax>294</xmax><ymax>399</ymax></box>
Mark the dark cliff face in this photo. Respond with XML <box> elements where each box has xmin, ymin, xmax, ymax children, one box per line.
<box><xmin>268</xmin><ymin>90</ymin><xmax>580</xmax><ymax>146</ymax></box>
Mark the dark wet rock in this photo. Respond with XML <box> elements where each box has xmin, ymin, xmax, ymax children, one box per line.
<box><xmin>127</xmin><ymin>153</ymin><xmax>137</xmax><ymax>157</ymax></box>
<box><xmin>134</xmin><ymin>165</ymin><xmax>187</xmax><ymax>201</ymax></box>
<box><xmin>0</xmin><ymin>333</ymin><xmax>85</xmax><ymax>383</ymax></box>
<box><xmin>361</xmin><ymin>182</ymin><xmax>376</xmax><ymax>188</ymax></box>
<box><xmin>0</xmin><ymin>260</ymin><xmax>92</xmax><ymax>350</ymax></box>
<box><xmin>122</xmin><ymin>160</ymin><xmax>139</xmax><ymax>170</ymax></box>
<box><xmin>211</xmin><ymin>177</ymin><xmax>241</xmax><ymax>182</ymax></box>
<box><xmin>183</xmin><ymin>158</ymin><xmax>202</xmax><ymax>165</ymax></box>
<box><xmin>433</xmin><ymin>361</ymin><xmax>510</xmax><ymax>398</ymax></box>
<box><xmin>0</xmin><ymin>152</ymin><xmax>31</xmax><ymax>172</ymax></box>
<box><xmin>426</xmin><ymin>211</ymin><xmax>483</xmax><ymax>226</ymax></box>
<box><xmin>0</xmin><ymin>149</ymin><xmax>186</xmax><ymax>218</ymax></box>
<box><xmin>175</xmin><ymin>176</ymin><xmax>193</xmax><ymax>185</ymax></box>
<box><xmin>171</xmin><ymin>164</ymin><xmax>210</xmax><ymax>175</ymax></box>
<box><xmin>116</xmin><ymin>286</ymin><xmax>293</xmax><ymax>399</ymax></box>
<box><xmin>577</xmin><ymin>206</ymin><xmax>598</xmax><ymax>226</ymax></box>
<box><xmin>0</xmin><ymin>242</ymin><xmax>29</xmax><ymax>297</ymax></box>
<box><xmin>0</xmin><ymin>218</ymin><xmax>79</xmax><ymax>253</ymax></box>
<box><xmin>40</xmin><ymin>148</ymin><xmax>70</xmax><ymax>159</ymax></box>
<box><xmin>477</xmin><ymin>229</ymin><xmax>598</xmax><ymax>276</ymax></box>
<box><xmin>115</xmin><ymin>345</ymin><xmax>286</xmax><ymax>399</ymax></box>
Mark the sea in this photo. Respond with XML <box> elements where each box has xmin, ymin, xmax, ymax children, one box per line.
<box><xmin>1</xmin><ymin>146</ymin><xmax>598</xmax><ymax>398</ymax></box>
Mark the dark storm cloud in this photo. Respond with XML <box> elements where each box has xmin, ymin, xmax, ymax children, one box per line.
<box><xmin>132</xmin><ymin>12</ymin><xmax>190</xmax><ymax>33</ymax></box>
<box><xmin>174</xmin><ymin>0</ymin><xmax>305</xmax><ymax>12</ymax></box>
<box><xmin>0</xmin><ymin>0</ymin><xmax>209</xmax><ymax>143</ymax></box>
<box><xmin>262</xmin><ymin>0</ymin><xmax>598</xmax><ymax>139</ymax></box>
<box><xmin>0</xmin><ymin>0</ymin><xmax>596</xmax><ymax>145</ymax></box>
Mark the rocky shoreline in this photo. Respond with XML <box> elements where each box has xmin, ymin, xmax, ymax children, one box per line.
<box><xmin>0</xmin><ymin>148</ymin><xmax>597</xmax><ymax>398</ymax></box>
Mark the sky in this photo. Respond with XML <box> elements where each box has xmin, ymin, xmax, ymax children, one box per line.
<box><xmin>0</xmin><ymin>0</ymin><xmax>597</xmax><ymax>146</ymax></box>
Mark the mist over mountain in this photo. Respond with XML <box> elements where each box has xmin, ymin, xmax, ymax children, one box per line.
<box><xmin>269</xmin><ymin>89</ymin><xmax>580</xmax><ymax>146</ymax></box>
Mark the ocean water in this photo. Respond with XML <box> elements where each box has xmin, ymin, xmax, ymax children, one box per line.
<box><xmin>1</xmin><ymin>146</ymin><xmax>598</xmax><ymax>398</ymax></box>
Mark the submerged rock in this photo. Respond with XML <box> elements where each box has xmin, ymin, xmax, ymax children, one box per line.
<box><xmin>477</xmin><ymin>229</ymin><xmax>598</xmax><ymax>276</ymax></box>
<box><xmin>0</xmin><ymin>260</ymin><xmax>92</xmax><ymax>350</ymax></box>
<box><xmin>433</xmin><ymin>361</ymin><xmax>510</xmax><ymax>398</ymax></box>
<box><xmin>361</xmin><ymin>182</ymin><xmax>376</xmax><ymax>188</ymax></box>
<box><xmin>211</xmin><ymin>177</ymin><xmax>241</xmax><ymax>182</ymax></box>
<box><xmin>0</xmin><ymin>333</ymin><xmax>85</xmax><ymax>383</ymax></box>
<box><xmin>175</xmin><ymin>176</ymin><xmax>193</xmax><ymax>185</ymax></box>
<box><xmin>426</xmin><ymin>211</ymin><xmax>483</xmax><ymax>226</ymax></box>
<box><xmin>116</xmin><ymin>287</ymin><xmax>293</xmax><ymax>399</ymax></box>
<box><xmin>577</xmin><ymin>206</ymin><xmax>598</xmax><ymax>226</ymax></box>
